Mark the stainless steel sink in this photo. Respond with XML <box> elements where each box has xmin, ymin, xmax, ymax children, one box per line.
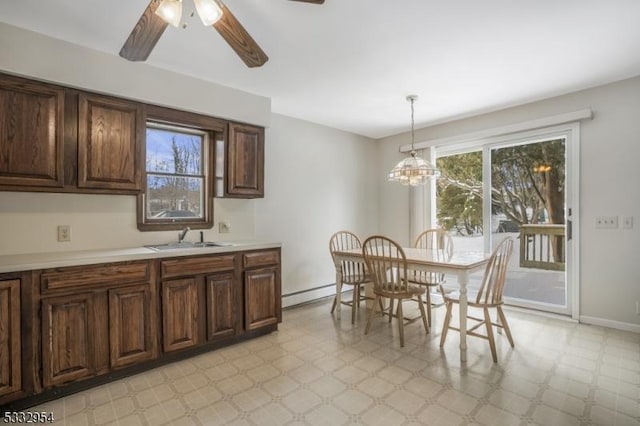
<box><xmin>146</xmin><ymin>242</ymin><xmax>229</xmax><ymax>251</ymax></box>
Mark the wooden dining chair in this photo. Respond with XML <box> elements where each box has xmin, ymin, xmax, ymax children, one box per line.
<box><xmin>439</xmin><ymin>237</ymin><xmax>515</xmax><ymax>362</ymax></box>
<box><xmin>408</xmin><ymin>228</ymin><xmax>454</xmax><ymax>327</ymax></box>
<box><xmin>329</xmin><ymin>231</ymin><xmax>373</xmax><ymax>324</ymax></box>
<box><xmin>363</xmin><ymin>235</ymin><xmax>429</xmax><ymax>347</ymax></box>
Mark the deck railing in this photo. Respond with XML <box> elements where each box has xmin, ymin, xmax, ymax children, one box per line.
<box><xmin>519</xmin><ymin>224</ymin><xmax>565</xmax><ymax>271</ymax></box>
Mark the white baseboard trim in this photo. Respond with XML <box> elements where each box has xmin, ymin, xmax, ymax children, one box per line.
<box><xmin>579</xmin><ymin>315</ymin><xmax>640</xmax><ymax>334</ymax></box>
<box><xmin>282</xmin><ymin>284</ymin><xmax>336</xmax><ymax>308</ymax></box>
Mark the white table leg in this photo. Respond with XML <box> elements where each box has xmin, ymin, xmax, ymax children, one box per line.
<box><xmin>335</xmin><ymin>264</ymin><xmax>343</xmax><ymax>320</ymax></box>
<box><xmin>457</xmin><ymin>271</ymin><xmax>469</xmax><ymax>363</ymax></box>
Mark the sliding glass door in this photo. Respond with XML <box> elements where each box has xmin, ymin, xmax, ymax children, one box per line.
<box><xmin>435</xmin><ymin>126</ymin><xmax>577</xmax><ymax>316</ymax></box>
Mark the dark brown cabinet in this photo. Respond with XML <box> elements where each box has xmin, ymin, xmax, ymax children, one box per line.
<box><xmin>159</xmin><ymin>254</ymin><xmax>239</xmax><ymax>350</ymax></box>
<box><xmin>39</xmin><ymin>261</ymin><xmax>156</xmax><ymax>388</ymax></box>
<box><xmin>225</xmin><ymin>122</ymin><xmax>264</xmax><ymax>198</ymax></box>
<box><xmin>162</xmin><ymin>278</ymin><xmax>199</xmax><ymax>352</ymax></box>
<box><xmin>0</xmin><ymin>75</ymin><xmax>64</xmax><ymax>188</ymax></box>
<box><xmin>0</xmin><ymin>279</ymin><xmax>21</xmax><ymax>398</ymax></box>
<box><xmin>243</xmin><ymin>250</ymin><xmax>281</xmax><ymax>330</ymax></box>
<box><xmin>5</xmin><ymin>249</ymin><xmax>280</xmax><ymax>409</ymax></box>
<box><xmin>109</xmin><ymin>284</ymin><xmax>156</xmax><ymax>368</ymax></box>
<box><xmin>41</xmin><ymin>293</ymin><xmax>95</xmax><ymax>387</ymax></box>
<box><xmin>78</xmin><ymin>93</ymin><xmax>144</xmax><ymax>191</ymax></box>
<box><xmin>206</xmin><ymin>272</ymin><xmax>239</xmax><ymax>341</ymax></box>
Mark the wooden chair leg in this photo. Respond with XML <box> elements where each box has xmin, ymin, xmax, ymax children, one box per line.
<box><xmin>365</xmin><ymin>295</ymin><xmax>380</xmax><ymax>335</ymax></box>
<box><xmin>425</xmin><ymin>288</ymin><xmax>432</xmax><ymax>328</ymax></box>
<box><xmin>440</xmin><ymin>301</ymin><xmax>453</xmax><ymax>347</ymax></box>
<box><xmin>484</xmin><ymin>307</ymin><xmax>498</xmax><ymax>362</ymax></box>
<box><xmin>397</xmin><ymin>299</ymin><xmax>405</xmax><ymax>347</ymax></box>
<box><xmin>497</xmin><ymin>307</ymin><xmax>515</xmax><ymax>347</ymax></box>
<box><xmin>388</xmin><ymin>298</ymin><xmax>394</xmax><ymax>323</ymax></box>
<box><xmin>416</xmin><ymin>294</ymin><xmax>429</xmax><ymax>334</ymax></box>
<box><xmin>330</xmin><ymin>295</ymin><xmax>337</xmax><ymax>313</ymax></box>
<box><xmin>351</xmin><ymin>284</ymin><xmax>358</xmax><ymax>324</ymax></box>
<box><xmin>378</xmin><ymin>296</ymin><xmax>385</xmax><ymax>313</ymax></box>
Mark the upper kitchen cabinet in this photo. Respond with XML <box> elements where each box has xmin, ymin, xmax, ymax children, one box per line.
<box><xmin>77</xmin><ymin>93</ymin><xmax>144</xmax><ymax>192</ymax></box>
<box><xmin>224</xmin><ymin>122</ymin><xmax>264</xmax><ymax>198</ymax></box>
<box><xmin>0</xmin><ymin>74</ymin><xmax>64</xmax><ymax>188</ymax></box>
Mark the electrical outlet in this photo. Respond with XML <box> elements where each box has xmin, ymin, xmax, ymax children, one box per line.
<box><xmin>57</xmin><ymin>225</ymin><xmax>71</xmax><ymax>242</ymax></box>
<box><xmin>622</xmin><ymin>216</ymin><xmax>634</xmax><ymax>229</ymax></box>
<box><xmin>595</xmin><ymin>216</ymin><xmax>618</xmax><ymax>229</ymax></box>
<box><xmin>218</xmin><ymin>221</ymin><xmax>230</xmax><ymax>233</ymax></box>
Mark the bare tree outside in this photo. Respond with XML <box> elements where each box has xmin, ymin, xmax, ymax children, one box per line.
<box><xmin>146</xmin><ymin>127</ymin><xmax>205</xmax><ymax>218</ymax></box>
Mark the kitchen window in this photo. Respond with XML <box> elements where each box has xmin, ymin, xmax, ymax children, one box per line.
<box><xmin>138</xmin><ymin>106</ymin><xmax>224</xmax><ymax>231</ymax></box>
<box><xmin>145</xmin><ymin>123</ymin><xmax>206</xmax><ymax>219</ymax></box>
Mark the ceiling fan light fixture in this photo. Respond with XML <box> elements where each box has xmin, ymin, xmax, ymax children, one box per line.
<box><xmin>194</xmin><ymin>0</ymin><xmax>223</xmax><ymax>26</ymax></box>
<box><xmin>155</xmin><ymin>0</ymin><xmax>183</xmax><ymax>28</ymax></box>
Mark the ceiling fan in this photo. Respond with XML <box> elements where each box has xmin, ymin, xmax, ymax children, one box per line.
<box><xmin>119</xmin><ymin>0</ymin><xmax>324</xmax><ymax>68</ymax></box>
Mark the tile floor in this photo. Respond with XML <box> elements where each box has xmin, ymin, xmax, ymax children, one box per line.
<box><xmin>29</xmin><ymin>299</ymin><xmax>640</xmax><ymax>425</ymax></box>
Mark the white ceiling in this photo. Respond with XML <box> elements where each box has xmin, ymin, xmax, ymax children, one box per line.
<box><xmin>2</xmin><ymin>0</ymin><xmax>640</xmax><ymax>138</ymax></box>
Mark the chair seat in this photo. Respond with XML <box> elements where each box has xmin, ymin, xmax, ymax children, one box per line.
<box><xmin>407</xmin><ymin>276</ymin><xmax>444</xmax><ymax>286</ymax></box>
<box><xmin>443</xmin><ymin>290</ymin><xmax>505</xmax><ymax>308</ymax></box>
<box><xmin>342</xmin><ymin>274</ymin><xmax>372</xmax><ymax>285</ymax></box>
<box><xmin>375</xmin><ymin>283</ymin><xmax>424</xmax><ymax>299</ymax></box>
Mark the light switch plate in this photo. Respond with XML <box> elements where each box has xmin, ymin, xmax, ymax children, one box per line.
<box><xmin>623</xmin><ymin>216</ymin><xmax>634</xmax><ymax>229</ymax></box>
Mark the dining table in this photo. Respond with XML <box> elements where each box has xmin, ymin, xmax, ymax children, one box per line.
<box><xmin>332</xmin><ymin>246</ymin><xmax>490</xmax><ymax>362</ymax></box>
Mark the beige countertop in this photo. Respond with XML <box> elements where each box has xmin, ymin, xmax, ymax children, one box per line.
<box><xmin>0</xmin><ymin>241</ymin><xmax>282</xmax><ymax>274</ymax></box>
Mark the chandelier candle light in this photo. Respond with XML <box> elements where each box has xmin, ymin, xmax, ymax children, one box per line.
<box><xmin>388</xmin><ymin>95</ymin><xmax>440</xmax><ymax>186</ymax></box>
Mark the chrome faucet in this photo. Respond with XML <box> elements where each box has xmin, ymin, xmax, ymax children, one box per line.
<box><xmin>178</xmin><ymin>227</ymin><xmax>190</xmax><ymax>243</ymax></box>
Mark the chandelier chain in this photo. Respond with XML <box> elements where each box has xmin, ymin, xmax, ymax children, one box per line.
<box><xmin>410</xmin><ymin>97</ymin><xmax>415</xmax><ymax>151</ymax></box>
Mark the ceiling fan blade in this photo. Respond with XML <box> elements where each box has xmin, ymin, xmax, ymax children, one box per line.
<box><xmin>289</xmin><ymin>0</ymin><xmax>325</xmax><ymax>3</ymax></box>
<box><xmin>213</xmin><ymin>3</ymin><xmax>269</xmax><ymax>68</ymax></box>
<box><xmin>119</xmin><ymin>0</ymin><xmax>168</xmax><ymax>61</ymax></box>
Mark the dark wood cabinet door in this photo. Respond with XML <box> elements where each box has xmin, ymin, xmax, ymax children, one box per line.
<box><xmin>0</xmin><ymin>75</ymin><xmax>64</xmax><ymax>188</ymax></box>
<box><xmin>109</xmin><ymin>284</ymin><xmax>156</xmax><ymax>368</ymax></box>
<box><xmin>78</xmin><ymin>93</ymin><xmax>143</xmax><ymax>191</ymax></box>
<box><xmin>0</xmin><ymin>279</ymin><xmax>21</xmax><ymax>397</ymax></box>
<box><xmin>162</xmin><ymin>278</ymin><xmax>199</xmax><ymax>352</ymax></box>
<box><xmin>42</xmin><ymin>293</ymin><xmax>95</xmax><ymax>387</ymax></box>
<box><xmin>226</xmin><ymin>123</ymin><xmax>264</xmax><ymax>198</ymax></box>
<box><xmin>244</xmin><ymin>266</ymin><xmax>280</xmax><ymax>330</ymax></box>
<box><xmin>206</xmin><ymin>272</ymin><xmax>238</xmax><ymax>341</ymax></box>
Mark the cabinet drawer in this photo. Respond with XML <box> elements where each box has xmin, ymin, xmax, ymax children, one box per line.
<box><xmin>161</xmin><ymin>255</ymin><xmax>235</xmax><ymax>279</ymax></box>
<box><xmin>42</xmin><ymin>262</ymin><xmax>150</xmax><ymax>292</ymax></box>
<box><xmin>243</xmin><ymin>250</ymin><xmax>279</xmax><ymax>268</ymax></box>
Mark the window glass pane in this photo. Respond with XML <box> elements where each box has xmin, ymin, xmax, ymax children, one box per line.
<box><xmin>146</xmin><ymin>127</ymin><xmax>203</xmax><ymax>175</ymax></box>
<box><xmin>146</xmin><ymin>175</ymin><xmax>203</xmax><ymax>219</ymax></box>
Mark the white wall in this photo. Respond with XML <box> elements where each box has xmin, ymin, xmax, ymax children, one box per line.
<box><xmin>378</xmin><ymin>76</ymin><xmax>640</xmax><ymax>329</ymax></box>
<box><xmin>255</xmin><ymin>114</ymin><xmax>378</xmax><ymax>305</ymax></box>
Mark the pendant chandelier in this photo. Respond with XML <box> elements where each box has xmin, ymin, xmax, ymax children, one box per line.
<box><xmin>388</xmin><ymin>95</ymin><xmax>440</xmax><ymax>186</ymax></box>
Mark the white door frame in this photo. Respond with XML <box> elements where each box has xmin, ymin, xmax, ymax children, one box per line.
<box><xmin>432</xmin><ymin>122</ymin><xmax>580</xmax><ymax>319</ymax></box>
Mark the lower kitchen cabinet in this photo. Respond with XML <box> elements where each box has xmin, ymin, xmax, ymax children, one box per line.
<box><xmin>206</xmin><ymin>272</ymin><xmax>239</xmax><ymax>341</ymax></box>
<box><xmin>41</xmin><ymin>293</ymin><xmax>95</xmax><ymax>387</ymax></box>
<box><xmin>0</xmin><ymin>279</ymin><xmax>21</xmax><ymax>398</ymax></box>
<box><xmin>2</xmin><ymin>247</ymin><xmax>281</xmax><ymax>409</ymax></box>
<box><xmin>245</xmin><ymin>266</ymin><xmax>280</xmax><ymax>330</ymax></box>
<box><xmin>162</xmin><ymin>278</ymin><xmax>199</xmax><ymax>352</ymax></box>
<box><xmin>109</xmin><ymin>284</ymin><xmax>156</xmax><ymax>368</ymax></box>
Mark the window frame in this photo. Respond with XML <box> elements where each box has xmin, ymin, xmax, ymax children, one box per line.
<box><xmin>137</xmin><ymin>105</ymin><xmax>226</xmax><ymax>231</ymax></box>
